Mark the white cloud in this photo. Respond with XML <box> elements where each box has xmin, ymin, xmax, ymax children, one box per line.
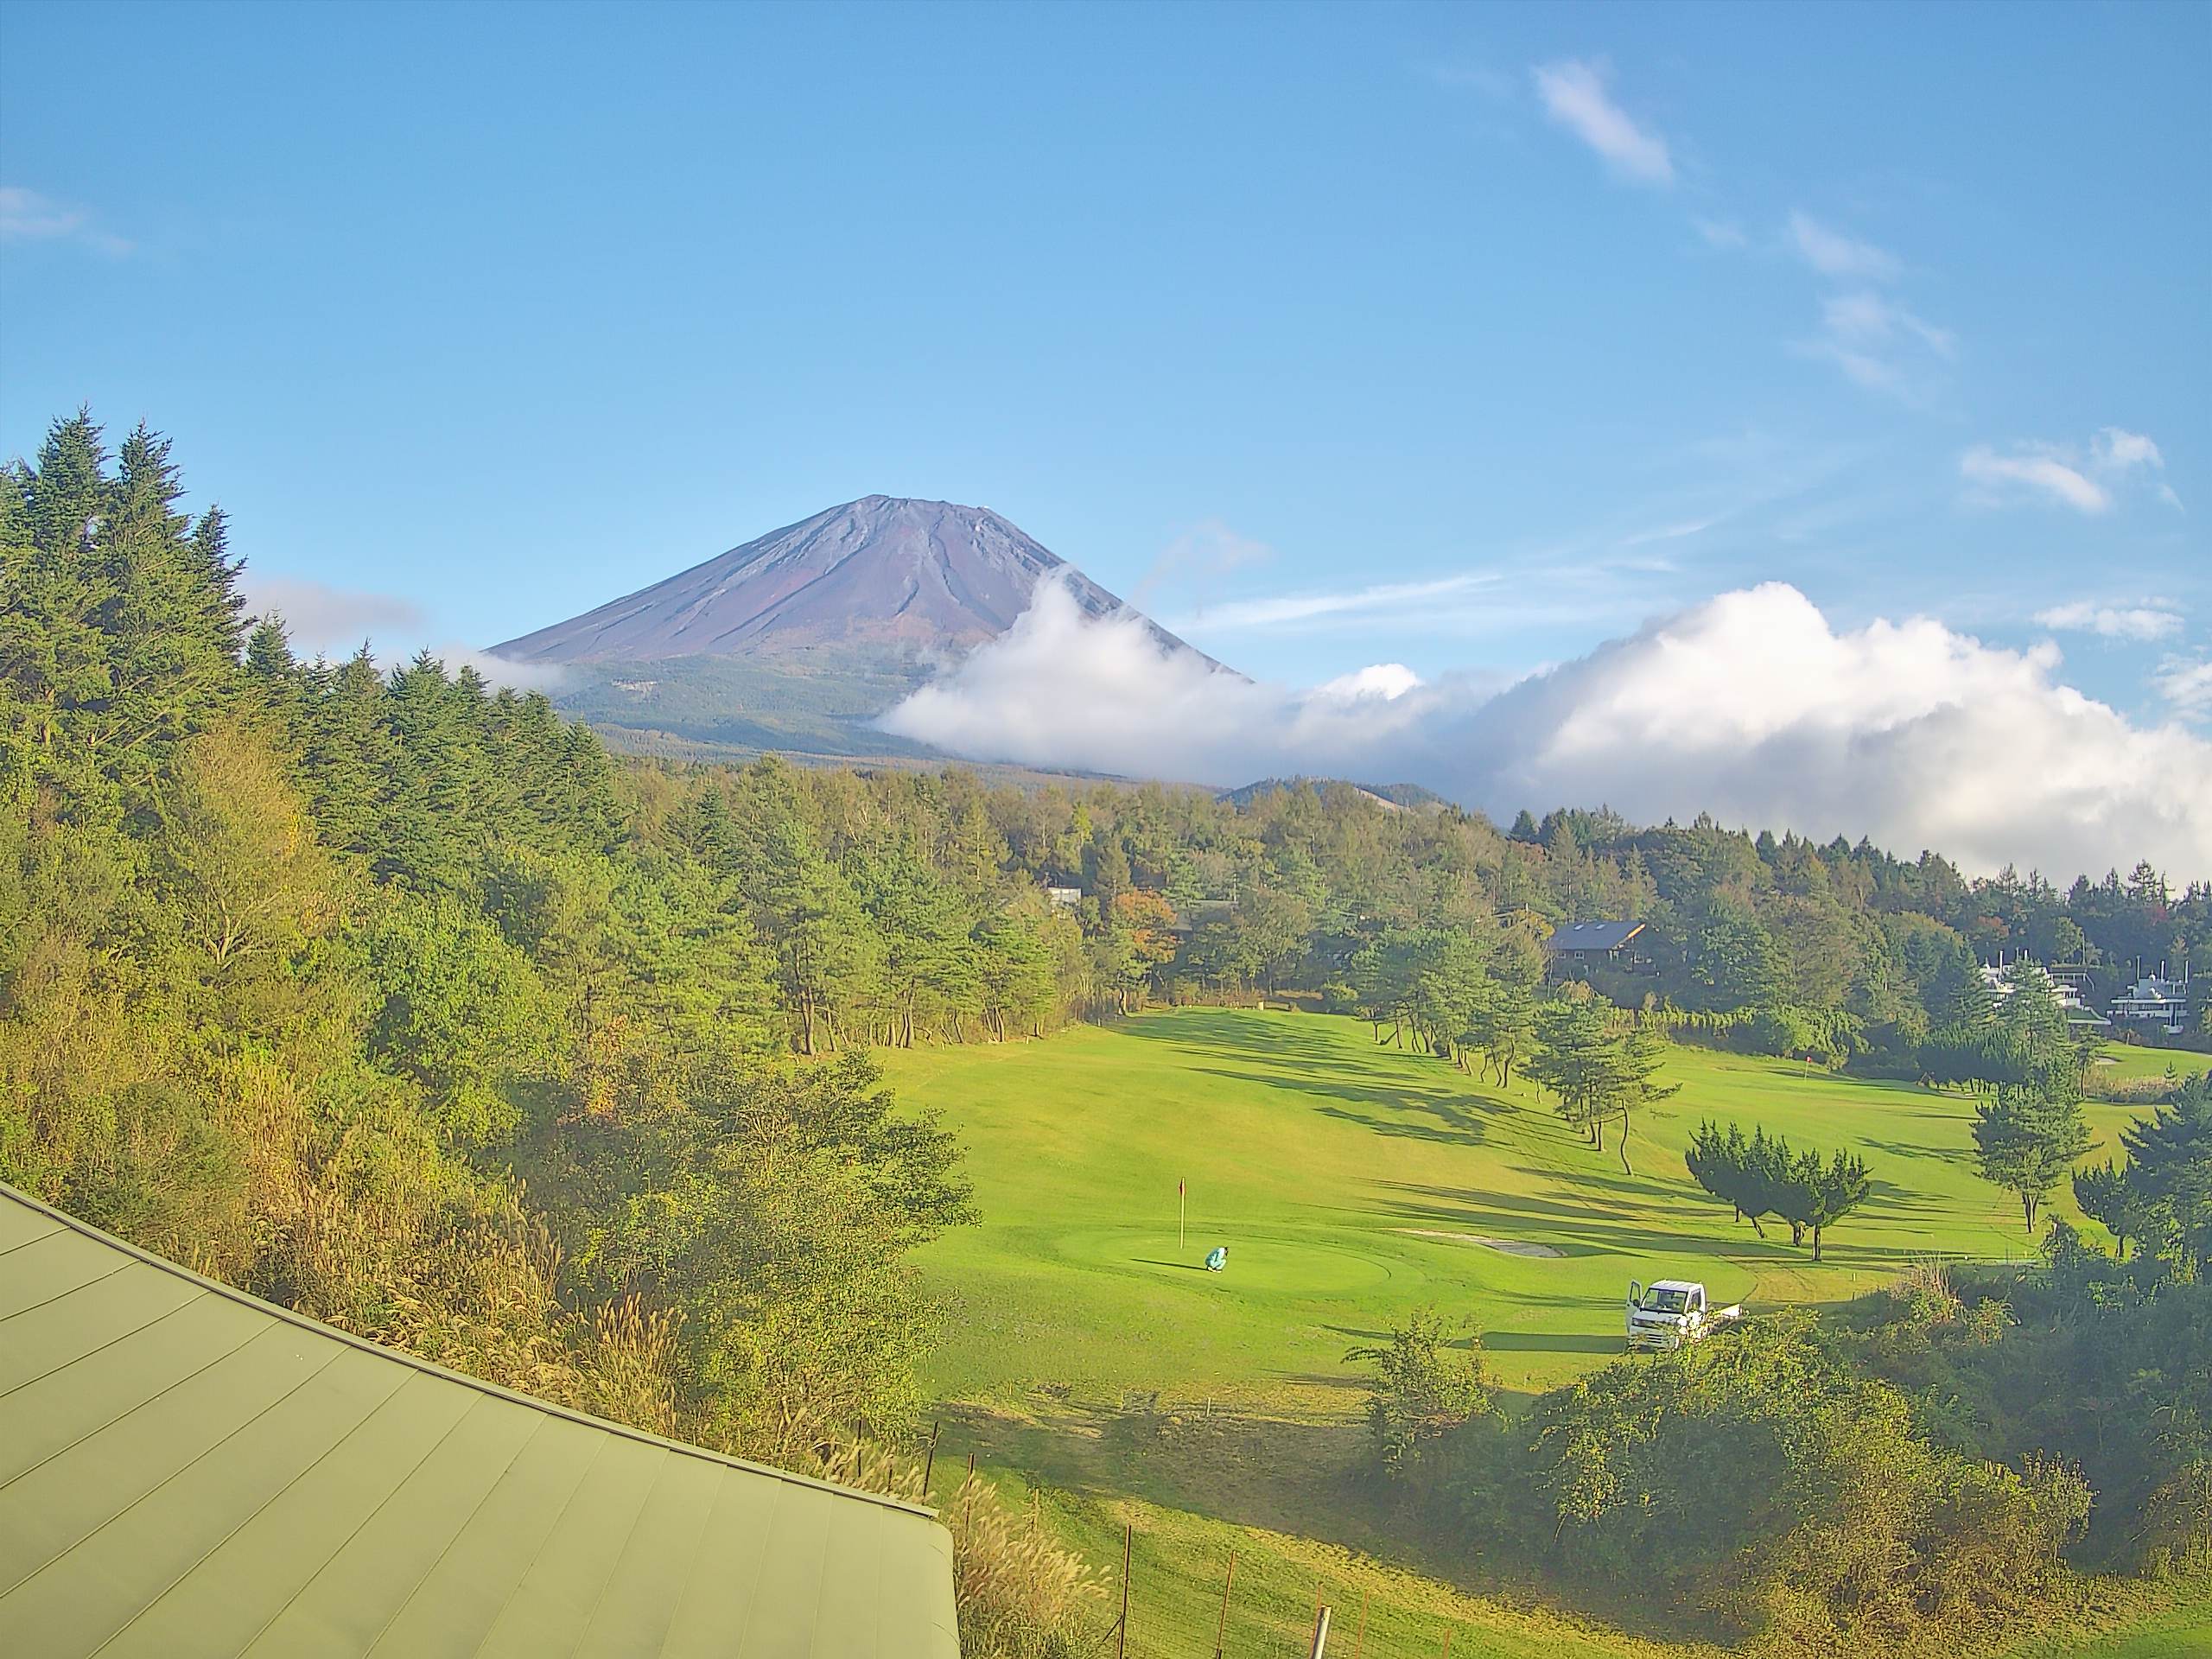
<box><xmin>1692</xmin><ymin>217</ymin><xmax>1747</xmax><ymax>250</ymax></box>
<box><xmin>1134</xmin><ymin>518</ymin><xmax>1274</xmax><ymax>606</ymax></box>
<box><xmin>1171</xmin><ymin>571</ymin><xmax>1503</xmax><ymax>633</ymax></box>
<box><xmin>241</xmin><ymin>571</ymin><xmax>566</xmax><ymax>692</ymax></box>
<box><xmin>1787</xmin><ymin>211</ymin><xmax>1900</xmax><ymax>282</ymax></box>
<box><xmin>1964</xmin><ymin>428</ymin><xmax>2180</xmax><ymax>514</ymax></box>
<box><xmin>1532</xmin><ymin>60</ymin><xmax>1674</xmax><ymax>187</ymax></box>
<box><xmin>2033</xmin><ymin>601</ymin><xmax>2184</xmax><ymax>642</ymax></box>
<box><xmin>2094</xmin><ymin>428</ymin><xmax>2163</xmax><ymax>472</ymax></box>
<box><xmin>241</xmin><ymin>572</ymin><xmax>428</xmax><ymax>654</ymax></box>
<box><xmin>2159</xmin><ymin>658</ymin><xmax>2212</xmax><ymax>722</ymax></box>
<box><xmin>1820</xmin><ymin>290</ymin><xmax>1955</xmax><ymax>358</ymax></box>
<box><xmin>1961</xmin><ymin>446</ymin><xmax>2109</xmax><ymax>513</ymax></box>
<box><xmin>1798</xmin><ymin>288</ymin><xmax>1955</xmax><ymax>399</ymax></box>
<box><xmin>1317</xmin><ymin>663</ymin><xmax>1422</xmax><ymax>701</ymax></box>
<box><xmin>2093</xmin><ymin>427</ymin><xmax>2183</xmax><ymax>508</ymax></box>
<box><xmin>882</xmin><ymin>577</ymin><xmax>2212</xmax><ymax>876</ymax></box>
<box><xmin>0</xmin><ymin>185</ymin><xmax>130</xmax><ymax>255</ymax></box>
<box><xmin>424</xmin><ymin>643</ymin><xmax>573</xmax><ymax>693</ymax></box>
<box><xmin>1614</xmin><ymin>517</ymin><xmax>1714</xmax><ymax>551</ymax></box>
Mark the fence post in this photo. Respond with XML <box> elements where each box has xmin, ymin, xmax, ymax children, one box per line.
<box><xmin>1308</xmin><ymin>1604</ymin><xmax>1332</xmax><ymax>1659</ymax></box>
<box><xmin>1212</xmin><ymin>1548</ymin><xmax>1236</xmax><ymax>1659</ymax></box>
<box><xmin>923</xmin><ymin>1421</ymin><xmax>940</xmax><ymax>1493</ymax></box>
<box><xmin>1115</xmin><ymin>1522</ymin><xmax>1133</xmax><ymax>1659</ymax></box>
<box><xmin>1351</xmin><ymin>1587</ymin><xmax>1369</xmax><ymax>1659</ymax></box>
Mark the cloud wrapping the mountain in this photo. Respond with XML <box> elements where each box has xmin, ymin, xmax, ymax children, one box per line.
<box><xmin>882</xmin><ymin>576</ymin><xmax>2212</xmax><ymax>876</ymax></box>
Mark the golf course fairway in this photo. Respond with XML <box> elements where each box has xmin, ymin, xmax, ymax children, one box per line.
<box><xmin>873</xmin><ymin>1008</ymin><xmax>2209</xmax><ymax>1656</ymax></box>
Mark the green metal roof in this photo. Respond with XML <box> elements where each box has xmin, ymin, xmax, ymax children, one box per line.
<box><xmin>0</xmin><ymin>1181</ymin><xmax>959</xmax><ymax>1659</ymax></box>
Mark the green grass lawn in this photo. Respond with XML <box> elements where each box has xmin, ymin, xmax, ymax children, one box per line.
<box><xmin>885</xmin><ymin>1008</ymin><xmax>2148</xmax><ymax>1402</ymax></box>
<box><xmin>878</xmin><ymin>1010</ymin><xmax>2183</xmax><ymax>1656</ymax></box>
<box><xmin>2090</xmin><ymin>1042</ymin><xmax>2212</xmax><ymax>1085</ymax></box>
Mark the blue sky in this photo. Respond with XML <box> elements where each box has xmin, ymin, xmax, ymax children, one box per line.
<box><xmin>3</xmin><ymin>2</ymin><xmax>2209</xmax><ymax>863</ymax></box>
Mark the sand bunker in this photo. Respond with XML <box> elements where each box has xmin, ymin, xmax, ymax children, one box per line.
<box><xmin>1398</xmin><ymin>1229</ymin><xmax>1565</xmax><ymax>1259</ymax></box>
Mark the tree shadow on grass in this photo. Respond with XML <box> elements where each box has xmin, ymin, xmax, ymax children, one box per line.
<box><xmin>1315</xmin><ymin>1105</ymin><xmax>1485</xmax><ymax>1147</ymax></box>
<box><xmin>1382</xmin><ymin>1184</ymin><xmax>1787</xmax><ymax>1262</ymax></box>
<box><xmin>1479</xmin><ymin>1332</ymin><xmax>1626</xmax><ymax>1355</ymax></box>
<box><xmin>927</xmin><ymin>1393</ymin><xmax>1695</xmax><ymax>1647</ymax></box>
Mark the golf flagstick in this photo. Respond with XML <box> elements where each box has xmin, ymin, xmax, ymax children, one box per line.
<box><xmin>1179</xmin><ymin>1178</ymin><xmax>1185</xmax><ymax>1250</ymax></box>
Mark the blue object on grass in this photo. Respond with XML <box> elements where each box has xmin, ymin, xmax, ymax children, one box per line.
<box><xmin>1205</xmin><ymin>1246</ymin><xmax>1228</xmax><ymax>1272</ymax></box>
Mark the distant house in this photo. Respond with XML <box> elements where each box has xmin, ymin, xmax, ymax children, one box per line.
<box><xmin>1045</xmin><ymin>885</ymin><xmax>1083</xmax><ymax>908</ymax></box>
<box><xmin>2112</xmin><ymin>970</ymin><xmax>2194</xmax><ymax>1035</ymax></box>
<box><xmin>1983</xmin><ymin>957</ymin><xmax>2111</xmax><ymax>1030</ymax></box>
<box><xmin>1547</xmin><ymin>919</ymin><xmax>1649</xmax><ymax>976</ymax></box>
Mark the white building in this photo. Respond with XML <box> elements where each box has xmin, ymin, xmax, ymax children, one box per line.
<box><xmin>1982</xmin><ymin>956</ymin><xmax>2112</xmax><ymax>1030</ymax></box>
<box><xmin>2111</xmin><ymin>971</ymin><xmax>2193</xmax><ymax>1035</ymax></box>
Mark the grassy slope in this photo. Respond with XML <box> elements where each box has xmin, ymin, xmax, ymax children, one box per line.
<box><xmin>880</xmin><ymin>1010</ymin><xmax>2205</xmax><ymax>1656</ymax></box>
<box><xmin>2091</xmin><ymin>1046</ymin><xmax>2212</xmax><ymax>1085</ymax></box>
<box><xmin>887</xmin><ymin>1009</ymin><xmax>2152</xmax><ymax>1402</ymax></box>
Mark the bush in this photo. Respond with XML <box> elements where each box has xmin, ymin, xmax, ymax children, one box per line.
<box><xmin>1347</xmin><ymin>1307</ymin><xmax>1491</xmax><ymax>1471</ymax></box>
<box><xmin>1416</xmin><ymin>1315</ymin><xmax>2089</xmax><ymax>1646</ymax></box>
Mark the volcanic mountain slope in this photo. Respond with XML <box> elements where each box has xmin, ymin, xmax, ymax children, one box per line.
<box><xmin>495</xmin><ymin>494</ymin><xmax>1200</xmax><ymax>664</ymax></box>
<box><xmin>493</xmin><ymin>495</ymin><xmax>1217</xmax><ymax>762</ymax></box>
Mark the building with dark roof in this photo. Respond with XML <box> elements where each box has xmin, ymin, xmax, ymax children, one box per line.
<box><xmin>1546</xmin><ymin>920</ymin><xmax>1649</xmax><ymax>977</ymax></box>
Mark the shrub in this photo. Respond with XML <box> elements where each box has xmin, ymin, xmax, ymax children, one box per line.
<box><xmin>1418</xmin><ymin>1315</ymin><xmax>2092</xmax><ymax>1646</ymax></box>
<box><xmin>1347</xmin><ymin>1306</ymin><xmax>1491</xmax><ymax>1471</ymax></box>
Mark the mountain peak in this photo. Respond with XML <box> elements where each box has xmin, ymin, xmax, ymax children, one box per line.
<box><xmin>494</xmin><ymin>495</ymin><xmax>1189</xmax><ymax>665</ymax></box>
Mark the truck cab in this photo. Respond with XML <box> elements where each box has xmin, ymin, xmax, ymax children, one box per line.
<box><xmin>1626</xmin><ymin>1278</ymin><xmax>1736</xmax><ymax>1351</ymax></box>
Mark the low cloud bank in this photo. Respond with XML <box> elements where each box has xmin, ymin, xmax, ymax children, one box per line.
<box><xmin>881</xmin><ymin>576</ymin><xmax>2212</xmax><ymax>877</ymax></box>
<box><xmin>239</xmin><ymin>571</ymin><xmax>568</xmax><ymax>692</ymax></box>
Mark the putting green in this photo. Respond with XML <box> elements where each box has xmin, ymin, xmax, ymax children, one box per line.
<box><xmin>1055</xmin><ymin>1225</ymin><xmax>1411</xmax><ymax>1295</ymax></box>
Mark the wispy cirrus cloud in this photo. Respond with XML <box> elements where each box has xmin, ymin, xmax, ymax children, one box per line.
<box><xmin>1786</xmin><ymin>211</ymin><xmax>1900</xmax><ymax>282</ymax></box>
<box><xmin>0</xmin><ymin>185</ymin><xmax>131</xmax><ymax>255</ymax></box>
<box><xmin>2159</xmin><ymin>656</ymin><xmax>2212</xmax><ymax>723</ymax></box>
<box><xmin>1779</xmin><ymin>215</ymin><xmax>1952</xmax><ymax>397</ymax></box>
<box><xmin>2092</xmin><ymin>427</ymin><xmax>2183</xmax><ymax>509</ymax></box>
<box><xmin>1532</xmin><ymin>60</ymin><xmax>1674</xmax><ymax>187</ymax></box>
<box><xmin>1963</xmin><ymin>428</ymin><xmax>2181</xmax><ymax>515</ymax></box>
<box><xmin>2033</xmin><ymin>601</ymin><xmax>2185</xmax><ymax>642</ymax></box>
<box><xmin>1133</xmin><ymin>518</ymin><xmax>1274</xmax><ymax>607</ymax></box>
<box><xmin>1961</xmin><ymin>447</ymin><xmax>2109</xmax><ymax>512</ymax></box>
<box><xmin>1170</xmin><ymin>571</ymin><xmax>1503</xmax><ymax>633</ymax></box>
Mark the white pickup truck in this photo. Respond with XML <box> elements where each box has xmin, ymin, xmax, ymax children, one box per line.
<box><xmin>1625</xmin><ymin>1279</ymin><xmax>1743</xmax><ymax>1351</ymax></box>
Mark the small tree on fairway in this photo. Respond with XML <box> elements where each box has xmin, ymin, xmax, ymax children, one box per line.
<box><xmin>1466</xmin><ymin>973</ymin><xmax>1537</xmax><ymax>1087</ymax></box>
<box><xmin>1526</xmin><ymin>993</ymin><xmax>1620</xmax><ymax>1150</ymax></box>
<box><xmin>1791</xmin><ymin>1147</ymin><xmax>1873</xmax><ymax>1262</ymax></box>
<box><xmin>1688</xmin><ymin>1122</ymin><xmax>1871</xmax><ymax>1259</ymax></box>
<box><xmin>1973</xmin><ymin>1073</ymin><xmax>2094</xmax><ymax>1236</ymax></box>
<box><xmin>1611</xmin><ymin>1023</ymin><xmax>1679</xmax><ymax>1175</ymax></box>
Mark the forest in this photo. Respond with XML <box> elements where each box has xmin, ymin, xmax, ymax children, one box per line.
<box><xmin>3</xmin><ymin>413</ymin><xmax>2208</xmax><ymax>1652</ymax></box>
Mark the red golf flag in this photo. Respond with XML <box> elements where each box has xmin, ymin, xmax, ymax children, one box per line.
<box><xmin>1179</xmin><ymin>1179</ymin><xmax>1185</xmax><ymax>1198</ymax></box>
